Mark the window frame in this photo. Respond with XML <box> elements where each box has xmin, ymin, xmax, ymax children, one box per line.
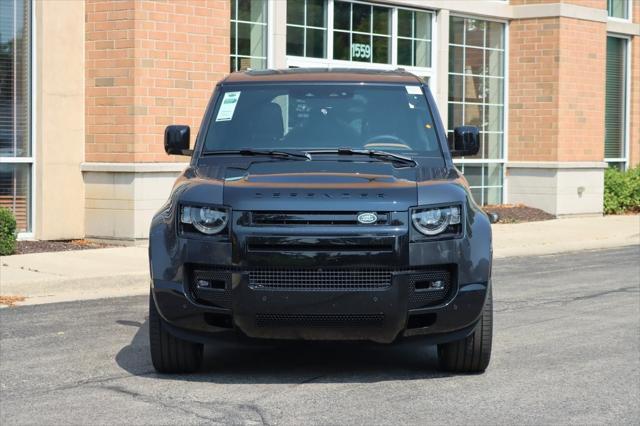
<box><xmin>447</xmin><ymin>14</ymin><xmax>508</xmax><ymax>206</ymax></box>
<box><xmin>285</xmin><ymin>0</ymin><xmax>437</xmax><ymax>86</ymax></box>
<box><xmin>604</xmin><ymin>33</ymin><xmax>631</xmax><ymax>170</ymax></box>
<box><xmin>607</xmin><ymin>0</ymin><xmax>632</xmax><ymax>21</ymax></box>
<box><xmin>0</xmin><ymin>0</ymin><xmax>35</xmax><ymax>238</ymax></box>
<box><xmin>230</xmin><ymin>0</ymin><xmax>269</xmax><ymax>72</ymax></box>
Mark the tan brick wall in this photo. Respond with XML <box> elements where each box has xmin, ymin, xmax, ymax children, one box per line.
<box><xmin>85</xmin><ymin>0</ymin><xmax>230</xmax><ymax>163</ymax></box>
<box><xmin>509</xmin><ymin>18</ymin><xmax>561</xmax><ymax>161</ymax></box>
<box><xmin>508</xmin><ymin>16</ymin><xmax>606</xmax><ymax>162</ymax></box>
<box><xmin>556</xmin><ymin>17</ymin><xmax>606</xmax><ymax>161</ymax></box>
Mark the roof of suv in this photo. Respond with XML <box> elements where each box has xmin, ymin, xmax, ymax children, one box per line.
<box><xmin>221</xmin><ymin>68</ymin><xmax>423</xmax><ymax>85</ymax></box>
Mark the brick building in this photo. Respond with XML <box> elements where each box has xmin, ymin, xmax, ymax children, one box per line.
<box><xmin>0</xmin><ymin>0</ymin><xmax>638</xmax><ymax>241</ymax></box>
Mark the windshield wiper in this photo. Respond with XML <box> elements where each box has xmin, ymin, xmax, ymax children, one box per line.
<box><xmin>308</xmin><ymin>148</ymin><xmax>417</xmax><ymax>167</ymax></box>
<box><xmin>201</xmin><ymin>149</ymin><xmax>311</xmax><ymax>160</ymax></box>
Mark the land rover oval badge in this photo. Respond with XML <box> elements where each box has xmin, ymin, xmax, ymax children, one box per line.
<box><xmin>357</xmin><ymin>212</ymin><xmax>378</xmax><ymax>224</ymax></box>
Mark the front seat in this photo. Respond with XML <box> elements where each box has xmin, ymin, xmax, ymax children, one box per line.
<box><xmin>249</xmin><ymin>102</ymin><xmax>284</xmax><ymax>148</ymax></box>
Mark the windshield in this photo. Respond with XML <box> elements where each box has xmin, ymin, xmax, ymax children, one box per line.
<box><xmin>203</xmin><ymin>84</ymin><xmax>443</xmax><ymax>157</ymax></box>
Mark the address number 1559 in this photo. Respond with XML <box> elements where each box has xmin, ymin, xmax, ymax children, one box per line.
<box><xmin>351</xmin><ymin>43</ymin><xmax>371</xmax><ymax>59</ymax></box>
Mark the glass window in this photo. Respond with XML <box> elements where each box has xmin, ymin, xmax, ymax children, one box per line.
<box><xmin>204</xmin><ymin>84</ymin><xmax>443</xmax><ymax>158</ymax></box>
<box><xmin>0</xmin><ymin>0</ymin><xmax>32</xmax><ymax>232</ymax></box>
<box><xmin>608</xmin><ymin>0</ymin><xmax>629</xmax><ymax>19</ymax></box>
<box><xmin>397</xmin><ymin>9</ymin><xmax>432</xmax><ymax>68</ymax></box>
<box><xmin>604</xmin><ymin>36</ymin><xmax>628</xmax><ymax>167</ymax></box>
<box><xmin>332</xmin><ymin>1</ymin><xmax>391</xmax><ymax>64</ymax></box>
<box><xmin>448</xmin><ymin>16</ymin><xmax>505</xmax><ymax>205</ymax></box>
<box><xmin>230</xmin><ymin>0</ymin><xmax>267</xmax><ymax>72</ymax></box>
<box><xmin>287</xmin><ymin>0</ymin><xmax>328</xmax><ymax>59</ymax></box>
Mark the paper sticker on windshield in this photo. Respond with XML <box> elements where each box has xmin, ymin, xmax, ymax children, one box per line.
<box><xmin>215</xmin><ymin>91</ymin><xmax>241</xmax><ymax>122</ymax></box>
<box><xmin>405</xmin><ymin>85</ymin><xmax>423</xmax><ymax>95</ymax></box>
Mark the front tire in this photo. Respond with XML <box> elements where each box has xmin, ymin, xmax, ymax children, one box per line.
<box><xmin>438</xmin><ymin>286</ymin><xmax>493</xmax><ymax>373</ymax></box>
<box><xmin>149</xmin><ymin>292</ymin><xmax>203</xmax><ymax>373</ymax></box>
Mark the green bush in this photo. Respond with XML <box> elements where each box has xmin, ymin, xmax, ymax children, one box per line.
<box><xmin>603</xmin><ymin>166</ymin><xmax>640</xmax><ymax>214</ymax></box>
<box><xmin>0</xmin><ymin>207</ymin><xmax>17</xmax><ymax>256</ymax></box>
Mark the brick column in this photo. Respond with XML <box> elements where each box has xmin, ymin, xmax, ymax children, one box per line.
<box><xmin>85</xmin><ymin>0</ymin><xmax>229</xmax><ymax>162</ymax></box>
<box><xmin>83</xmin><ymin>0</ymin><xmax>229</xmax><ymax>241</ymax></box>
<box><xmin>507</xmin><ymin>0</ymin><xmax>609</xmax><ymax>216</ymax></box>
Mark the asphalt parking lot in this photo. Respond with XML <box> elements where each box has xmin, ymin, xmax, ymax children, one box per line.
<box><xmin>1</xmin><ymin>246</ymin><xmax>639</xmax><ymax>425</ymax></box>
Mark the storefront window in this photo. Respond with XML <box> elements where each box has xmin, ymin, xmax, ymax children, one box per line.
<box><xmin>286</xmin><ymin>1</ymin><xmax>435</xmax><ymax>80</ymax></box>
<box><xmin>287</xmin><ymin>0</ymin><xmax>327</xmax><ymax>58</ymax></box>
<box><xmin>448</xmin><ymin>17</ymin><xmax>505</xmax><ymax>205</ymax></box>
<box><xmin>333</xmin><ymin>1</ymin><xmax>391</xmax><ymax>64</ymax></box>
<box><xmin>607</xmin><ymin>0</ymin><xmax>629</xmax><ymax>19</ymax></box>
<box><xmin>0</xmin><ymin>0</ymin><xmax>31</xmax><ymax>232</ymax></box>
<box><xmin>230</xmin><ymin>0</ymin><xmax>268</xmax><ymax>72</ymax></box>
<box><xmin>397</xmin><ymin>9</ymin><xmax>432</xmax><ymax>68</ymax></box>
<box><xmin>604</xmin><ymin>36</ymin><xmax>628</xmax><ymax>168</ymax></box>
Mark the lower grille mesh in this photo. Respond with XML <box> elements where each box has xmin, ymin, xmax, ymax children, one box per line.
<box><xmin>249</xmin><ymin>269</ymin><xmax>392</xmax><ymax>291</ymax></box>
<box><xmin>407</xmin><ymin>270</ymin><xmax>452</xmax><ymax>309</ymax></box>
<box><xmin>255</xmin><ymin>313</ymin><xmax>385</xmax><ymax>327</ymax></box>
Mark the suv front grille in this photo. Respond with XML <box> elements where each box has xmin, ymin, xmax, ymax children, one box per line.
<box><xmin>250</xmin><ymin>211</ymin><xmax>389</xmax><ymax>226</ymax></box>
<box><xmin>249</xmin><ymin>269</ymin><xmax>392</xmax><ymax>291</ymax></box>
<box><xmin>255</xmin><ymin>313</ymin><xmax>385</xmax><ymax>327</ymax></box>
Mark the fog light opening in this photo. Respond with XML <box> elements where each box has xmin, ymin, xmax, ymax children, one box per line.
<box><xmin>414</xmin><ymin>279</ymin><xmax>445</xmax><ymax>291</ymax></box>
<box><xmin>196</xmin><ymin>279</ymin><xmax>226</xmax><ymax>290</ymax></box>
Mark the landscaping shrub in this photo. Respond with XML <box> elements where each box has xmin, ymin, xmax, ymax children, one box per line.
<box><xmin>0</xmin><ymin>207</ymin><xmax>17</xmax><ymax>256</ymax></box>
<box><xmin>603</xmin><ymin>166</ymin><xmax>640</xmax><ymax>214</ymax></box>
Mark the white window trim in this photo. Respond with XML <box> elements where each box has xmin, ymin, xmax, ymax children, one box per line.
<box><xmin>231</xmin><ymin>0</ymin><xmax>269</xmax><ymax>71</ymax></box>
<box><xmin>448</xmin><ymin>14</ymin><xmax>509</xmax><ymax>205</ymax></box>
<box><xmin>607</xmin><ymin>0</ymin><xmax>633</xmax><ymax>22</ymax></box>
<box><xmin>3</xmin><ymin>0</ymin><xmax>36</xmax><ymax>240</ymax></box>
<box><xmin>284</xmin><ymin>0</ymin><xmax>438</xmax><ymax>87</ymax></box>
<box><xmin>604</xmin><ymin>33</ymin><xmax>631</xmax><ymax>170</ymax></box>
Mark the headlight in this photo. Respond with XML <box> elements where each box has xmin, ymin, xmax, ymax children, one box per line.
<box><xmin>411</xmin><ymin>205</ymin><xmax>461</xmax><ymax>236</ymax></box>
<box><xmin>181</xmin><ymin>205</ymin><xmax>228</xmax><ymax>235</ymax></box>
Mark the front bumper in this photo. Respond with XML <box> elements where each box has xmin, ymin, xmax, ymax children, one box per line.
<box><xmin>149</xmin><ymin>207</ymin><xmax>492</xmax><ymax>344</ymax></box>
<box><xmin>152</xmin><ymin>275</ymin><xmax>488</xmax><ymax>344</ymax></box>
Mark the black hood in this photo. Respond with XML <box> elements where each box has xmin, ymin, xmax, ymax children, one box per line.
<box><xmin>190</xmin><ymin>158</ymin><xmax>451</xmax><ymax>211</ymax></box>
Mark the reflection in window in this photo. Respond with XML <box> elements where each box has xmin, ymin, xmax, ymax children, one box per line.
<box><xmin>230</xmin><ymin>0</ymin><xmax>268</xmax><ymax>72</ymax></box>
<box><xmin>604</xmin><ymin>36</ymin><xmax>628</xmax><ymax>168</ymax></box>
<box><xmin>333</xmin><ymin>1</ymin><xmax>391</xmax><ymax>64</ymax></box>
<box><xmin>397</xmin><ymin>9</ymin><xmax>432</xmax><ymax>68</ymax></box>
<box><xmin>0</xmin><ymin>164</ymin><xmax>30</xmax><ymax>232</ymax></box>
<box><xmin>0</xmin><ymin>0</ymin><xmax>31</xmax><ymax>232</ymax></box>
<box><xmin>287</xmin><ymin>0</ymin><xmax>327</xmax><ymax>58</ymax></box>
<box><xmin>448</xmin><ymin>16</ymin><xmax>505</xmax><ymax>205</ymax></box>
<box><xmin>608</xmin><ymin>0</ymin><xmax>629</xmax><ymax>19</ymax></box>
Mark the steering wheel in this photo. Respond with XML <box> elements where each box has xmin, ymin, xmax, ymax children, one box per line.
<box><xmin>363</xmin><ymin>134</ymin><xmax>411</xmax><ymax>150</ymax></box>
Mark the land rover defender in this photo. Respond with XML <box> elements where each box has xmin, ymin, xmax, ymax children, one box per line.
<box><xmin>149</xmin><ymin>69</ymin><xmax>493</xmax><ymax>374</ymax></box>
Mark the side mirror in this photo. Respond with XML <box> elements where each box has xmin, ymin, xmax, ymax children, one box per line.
<box><xmin>450</xmin><ymin>126</ymin><xmax>480</xmax><ymax>157</ymax></box>
<box><xmin>164</xmin><ymin>125</ymin><xmax>192</xmax><ymax>156</ymax></box>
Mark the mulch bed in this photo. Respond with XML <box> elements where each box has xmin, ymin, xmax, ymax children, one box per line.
<box><xmin>14</xmin><ymin>239</ymin><xmax>114</xmax><ymax>255</ymax></box>
<box><xmin>483</xmin><ymin>204</ymin><xmax>555</xmax><ymax>224</ymax></box>
<box><xmin>0</xmin><ymin>295</ymin><xmax>26</xmax><ymax>307</ymax></box>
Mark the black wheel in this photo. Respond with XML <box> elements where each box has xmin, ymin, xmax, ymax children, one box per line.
<box><xmin>149</xmin><ymin>292</ymin><xmax>203</xmax><ymax>373</ymax></box>
<box><xmin>438</xmin><ymin>286</ymin><xmax>493</xmax><ymax>373</ymax></box>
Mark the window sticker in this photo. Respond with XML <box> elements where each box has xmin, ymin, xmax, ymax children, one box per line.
<box><xmin>405</xmin><ymin>85</ymin><xmax>423</xmax><ymax>95</ymax></box>
<box><xmin>216</xmin><ymin>91</ymin><xmax>241</xmax><ymax>122</ymax></box>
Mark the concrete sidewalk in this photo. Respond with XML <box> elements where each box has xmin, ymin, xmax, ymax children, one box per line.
<box><xmin>1</xmin><ymin>215</ymin><xmax>638</xmax><ymax>306</ymax></box>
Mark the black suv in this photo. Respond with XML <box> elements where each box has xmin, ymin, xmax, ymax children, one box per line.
<box><xmin>149</xmin><ymin>69</ymin><xmax>493</xmax><ymax>374</ymax></box>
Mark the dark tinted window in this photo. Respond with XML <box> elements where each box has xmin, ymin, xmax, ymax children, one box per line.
<box><xmin>203</xmin><ymin>84</ymin><xmax>442</xmax><ymax>157</ymax></box>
